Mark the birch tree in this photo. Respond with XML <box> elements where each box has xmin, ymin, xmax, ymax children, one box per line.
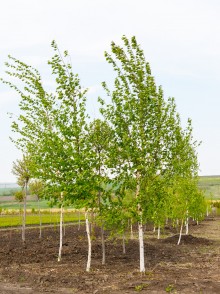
<box><xmin>99</xmin><ymin>35</ymin><xmax>175</xmax><ymax>272</ymax></box>
<box><xmin>87</xmin><ymin>118</ymin><xmax>113</xmax><ymax>265</ymax></box>
<box><xmin>1</xmin><ymin>41</ymin><xmax>93</xmax><ymax>267</ymax></box>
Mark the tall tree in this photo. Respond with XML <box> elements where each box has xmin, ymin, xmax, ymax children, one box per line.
<box><xmin>99</xmin><ymin>35</ymin><xmax>201</xmax><ymax>272</ymax></box>
<box><xmin>99</xmin><ymin>36</ymin><xmax>172</xmax><ymax>272</ymax></box>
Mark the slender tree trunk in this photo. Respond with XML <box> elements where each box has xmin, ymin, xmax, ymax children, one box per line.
<box><xmin>63</xmin><ymin>210</ymin><xmax>66</xmax><ymax>237</ymax></box>
<box><xmin>206</xmin><ymin>206</ymin><xmax>209</xmax><ymax>217</ymax></box>
<box><xmin>22</xmin><ymin>182</ymin><xmax>27</xmax><ymax>244</ymax></box>
<box><xmin>38</xmin><ymin>197</ymin><xmax>42</xmax><ymax>239</ymax></box>
<box><xmin>130</xmin><ymin>223</ymin><xmax>134</xmax><ymax>239</ymax></box>
<box><xmin>101</xmin><ymin>223</ymin><xmax>105</xmax><ymax>265</ymax></box>
<box><xmin>138</xmin><ymin>221</ymin><xmax>145</xmax><ymax>272</ymax></box>
<box><xmin>85</xmin><ymin>212</ymin><xmax>92</xmax><ymax>272</ymax></box>
<box><xmin>78</xmin><ymin>210</ymin><xmax>81</xmax><ymax>230</ymax></box>
<box><xmin>19</xmin><ymin>202</ymin><xmax>22</xmax><ymax>226</ymax></box>
<box><xmin>157</xmin><ymin>225</ymin><xmax>161</xmax><ymax>240</ymax></box>
<box><xmin>136</xmin><ymin>172</ymin><xmax>145</xmax><ymax>273</ymax></box>
<box><xmin>185</xmin><ymin>210</ymin><xmax>189</xmax><ymax>235</ymax></box>
<box><xmin>185</xmin><ymin>219</ymin><xmax>189</xmax><ymax>235</ymax></box>
<box><xmin>58</xmin><ymin>193</ymin><xmax>63</xmax><ymax>262</ymax></box>
<box><xmin>177</xmin><ymin>219</ymin><xmax>184</xmax><ymax>245</ymax></box>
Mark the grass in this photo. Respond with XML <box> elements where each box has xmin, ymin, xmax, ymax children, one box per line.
<box><xmin>0</xmin><ymin>211</ymin><xmax>84</xmax><ymax>228</ymax></box>
<box><xmin>198</xmin><ymin>176</ymin><xmax>220</xmax><ymax>200</ymax></box>
<box><xmin>0</xmin><ymin>200</ymin><xmax>51</xmax><ymax>210</ymax></box>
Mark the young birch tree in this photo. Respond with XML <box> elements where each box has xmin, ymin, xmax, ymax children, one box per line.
<box><xmin>99</xmin><ymin>36</ymin><xmax>174</xmax><ymax>272</ymax></box>
<box><xmin>1</xmin><ymin>42</ymin><xmax>93</xmax><ymax>268</ymax></box>
<box><xmin>87</xmin><ymin>118</ymin><xmax>113</xmax><ymax>265</ymax></box>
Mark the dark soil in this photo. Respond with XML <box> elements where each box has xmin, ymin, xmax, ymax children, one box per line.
<box><xmin>0</xmin><ymin>217</ymin><xmax>220</xmax><ymax>293</ymax></box>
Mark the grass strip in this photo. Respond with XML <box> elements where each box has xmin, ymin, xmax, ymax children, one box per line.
<box><xmin>0</xmin><ymin>212</ymin><xmax>84</xmax><ymax>228</ymax></box>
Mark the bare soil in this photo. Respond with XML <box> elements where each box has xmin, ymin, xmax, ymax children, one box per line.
<box><xmin>0</xmin><ymin>217</ymin><xmax>220</xmax><ymax>293</ymax></box>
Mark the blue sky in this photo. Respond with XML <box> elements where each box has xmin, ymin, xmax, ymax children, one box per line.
<box><xmin>1</xmin><ymin>0</ymin><xmax>220</xmax><ymax>182</ymax></box>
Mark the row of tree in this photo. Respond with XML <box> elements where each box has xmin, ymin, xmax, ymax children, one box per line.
<box><xmin>1</xmin><ymin>36</ymin><xmax>206</xmax><ymax>272</ymax></box>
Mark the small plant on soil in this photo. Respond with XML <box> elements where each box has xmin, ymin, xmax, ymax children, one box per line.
<box><xmin>134</xmin><ymin>283</ymin><xmax>148</xmax><ymax>291</ymax></box>
<box><xmin>165</xmin><ymin>283</ymin><xmax>175</xmax><ymax>292</ymax></box>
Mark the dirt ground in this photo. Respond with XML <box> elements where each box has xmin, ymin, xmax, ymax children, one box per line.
<box><xmin>0</xmin><ymin>216</ymin><xmax>220</xmax><ymax>293</ymax></box>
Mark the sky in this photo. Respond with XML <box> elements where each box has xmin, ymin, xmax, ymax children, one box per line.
<box><xmin>1</xmin><ymin>0</ymin><xmax>220</xmax><ymax>182</ymax></box>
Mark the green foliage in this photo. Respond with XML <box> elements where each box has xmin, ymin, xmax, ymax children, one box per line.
<box><xmin>12</xmin><ymin>154</ymin><xmax>32</xmax><ymax>188</ymax></box>
<box><xmin>14</xmin><ymin>190</ymin><xmax>24</xmax><ymax>202</ymax></box>
<box><xmin>2</xmin><ymin>41</ymin><xmax>94</xmax><ymax>209</ymax></box>
<box><xmin>29</xmin><ymin>179</ymin><xmax>45</xmax><ymax>200</ymax></box>
<box><xmin>100</xmin><ymin>35</ymin><xmax>202</xmax><ymax>231</ymax></box>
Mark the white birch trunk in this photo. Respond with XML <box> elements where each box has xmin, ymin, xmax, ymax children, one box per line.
<box><xmin>206</xmin><ymin>206</ymin><xmax>209</xmax><ymax>217</ymax></box>
<box><xmin>177</xmin><ymin>219</ymin><xmax>183</xmax><ymax>245</ymax></box>
<box><xmin>101</xmin><ymin>224</ymin><xmax>105</xmax><ymax>265</ymax></box>
<box><xmin>157</xmin><ymin>225</ymin><xmax>161</xmax><ymax>240</ymax></box>
<box><xmin>136</xmin><ymin>172</ymin><xmax>145</xmax><ymax>273</ymax></box>
<box><xmin>185</xmin><ymin>210</ymin><xmax>189</xmax><ymax>235</ymax></box>
<box><xmin>138</xmin><ymin>221</ymin><xmax>145</xmax><ymax>272</ymax></box>
<box><xmin>185</xmin><ymin>218</ymin><xmax>189</xmax><ymax>235</ymax></box>
<box><xmin>78</xmin><ymin>210</ymin><xmax>81</xmax><ymax>230</ymax></box>
<box><xmin>38</xmin><ymin>198</ymin><xmax>42</xmax><ymax>239</ymax></box>
<box><xmin>130</xmin><ymin>223</ymin><xmax>134</xmax><ymax>239</ymax></box>
<box><xmin>22</xmin><ymin>182</ymin><xmax>27</xmax><ymax>244</ymax></box>
<box><xmin>85</xmin><ymin>212</ymin><xmax>92</xmax><ymax>272</ymax></box>
<box><xmin>58</xmin><ymin>193</ymin><xmax>63</xmax><ymax>262</ymax></box>
<box><xmin>153</xmin><ymin>225</ymin><xmax>156</xmax><ymax>233</ymax></box>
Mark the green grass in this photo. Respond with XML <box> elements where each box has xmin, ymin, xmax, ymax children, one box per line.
<box><xmin>0</xmin><ymin>200</ymin><xmax>51</xmax><ymax>210</ymax></box>
<box><xmin>198</xmin><ymin>176</ymin><xmax>220</xmax><ymax>200</ymax></box>
<box><xmin>0</xmin><ymin>211</ymin><xmax>84</xmax><ymax>228</ymax></box>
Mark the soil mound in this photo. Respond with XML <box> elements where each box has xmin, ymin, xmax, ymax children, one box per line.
<box><xmin>161</xmin><ymin>234</ymin><xmax>212</xmax><ymax>245</ymax></box>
